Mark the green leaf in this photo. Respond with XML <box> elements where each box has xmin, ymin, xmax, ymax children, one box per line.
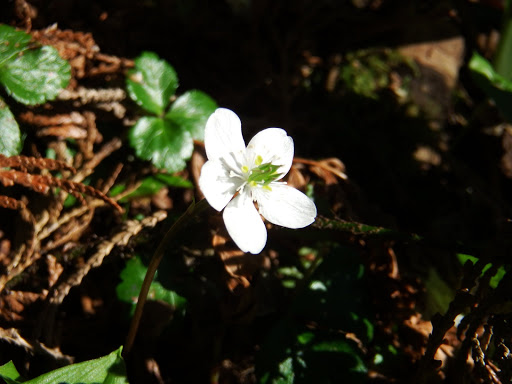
<box><xmin>165</xmin><ymin>90</ymin><xmax>217</xmax><ymax>140</ymax></box>
<box><xmin>121</xmin><ymin>173</ymin><xmax>193</xmax><ymax>201</ymax></box>
<box><xmin>117</xmin><ymin>255</ymin><xmax>187</xmax><ymax>315</ymax></box>
<box><xmin>469</xmin><ymin>52</ymin><xmax>512</xmax><ymax>122</ymax></box>
<box><xmin>129</xmin><ymin>116</ymin><xmax>193</xmax><ymax>173</ymax></box>
<box><xmin>457</xmin><ymin>253</ymin><xmax>507</xmax><ymax>289</ymax></box>
<box><xmin>0</xmin><ymin>25</ymin><xmax>31</xmax><ymax>67</ymax></box>
<box><xmin>0</xmin><ymin>45</ymin><xmax>71</xmax><ymax>105</ymax></box>
<box><xmin>126</xmin><ymin>51</ymin><xmax>178</xmax><ymax>115</ymax></box>
<box><xmin>154</xmin><ymin>173</ymin><xmax>193</xmax><ymax>188</ymax></box>
<box><xmin>0</xmin><ymin>96</ymin><xmax>21</xmax><ymax>156</ymax></box>
<box><xmin>0</xmin><ymin>361</ymin><xmax>21</xmax><ymax>384</ymax></box>
<box><xmin>0</xmin><ymin>348</ymin><xmax>127</xmax><ymax>384</ymax></box>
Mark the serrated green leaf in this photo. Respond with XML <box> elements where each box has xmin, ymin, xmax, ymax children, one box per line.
<box><xmin>126</xmin><ymin>51</ymin><xmax>178</xmax><ymax>115</ymax></box>
<box><xmin>129</xmin><ymin>116</ymin><xmax>193</xmax><ymax>173</ymax></box>
<box><xmin>0</xmin><ymin>96</ymin><xmax>22</xmax><ymax>156</ymax></box>
<box><xmin>0</xmin><ymin>361</ymin><xmax>22</xmax><ymax>384</ymax></box>
<box><xmin>116</xmin><ymin>255</ymin><xmax>186</xmax><ymax>315</ymax></box>
<box><xmin>0</xmin><ymin>25</ymin><xmax>31</xmax><ymax>67</ymax></box>
<box><xmin>3</xmin><ymin>347</ymin><xmax>128</xmax><ymax>384</ymax></box>
<box><xmin>165</xmin><ymin>90</ymin><xmax>217</xmax><ymax>140</ymax></box>
<box><xmin>0</xmin><ymin>45</ymin><xmax>71</xmax><ymax>105</ymax></box>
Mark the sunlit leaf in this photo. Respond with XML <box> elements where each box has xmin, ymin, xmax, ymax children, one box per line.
<box><xmin>0</xmin><ymin>361</ymin><xmax>21</xmax><ymax>384</ymax></box>
<box><xmin>0</xmin><ymin>24</ymin><xmax>31</xmax><ymax>67</ymax></box>
<box><xmin>126</xmin><ymin>51</ymin><xmax>178</xmax><ymax>115</ymax></box>
<box><xmin>0</xmin><ymin>45</ymin><xmax>71</xmax><ymax>105</ymax></box>
<box><xmin>0</xmin><ymin>347</ymin><xmax>127</xmax><ymax>384</ymax></box>
<box><xmin>457</xmin><ymin>253</ymin><xmax>507</xmax><ymax>289</ymax></box>
<box><xmin>165</xmin><ymin>90</ymin><xmax>217</xmax><ymax>140</ymax></box>
<box><xmin>0</xmin><ymin>96</ymin><xmax>21</xmax><ymax>156</ymax></box>
<box><xmin>116</xmin><ymin>255</ymin><xmax>187</xmax><ymax>315</ymax></box>
<box><xmin>129</xmin><ymin>116</ymin><xmax>193</xmax><ymax>173</ymax></box>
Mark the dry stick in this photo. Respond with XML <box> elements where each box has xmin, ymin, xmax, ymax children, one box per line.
<box><xmin>123</xmin><ymin>198</ymin><xmax>210</xmax><ymax>357</ymax></box>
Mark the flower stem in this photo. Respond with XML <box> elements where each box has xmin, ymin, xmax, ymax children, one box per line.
<box><xmin>122</xmin><ymin>198</ymin><xmax>210</xmax><ymax>357</ymax></box>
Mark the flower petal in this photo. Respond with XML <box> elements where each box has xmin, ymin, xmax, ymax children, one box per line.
<box><xmin>245</xmin><ymin>128</ymin><xmax>294</xmax><ymax>179</ymax></box>
<box><xmin>254</xmin><ymin>184</ymin><xmax>316</xmax><ymax>229</ymax></box>
<box><xmin>223</xmin><ymin>192</ymin><xmax>267</xmax><ymax>254</ymax></box>
<box><xmin>204</xmin><ymin>108</ymin><xmax>246</xmax><ymax>163</ymax></box>
<box><xmin>199</xmin><ymin>159</ymin><xmax>243</xmax><ymax>211</ymax></box>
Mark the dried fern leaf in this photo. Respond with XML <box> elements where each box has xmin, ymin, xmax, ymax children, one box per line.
<box><xmin>0</xmin><ymin>154</ymin><xmax>76</xmax><ymax>174</ymax></box>
<box><xmin>0</xmin><ymin>196</ymin><xmax>26</xmax><ymax>210</ymax></box>
<box><xmin>0</xmin><ymin>170</ymin><xmax>122</xmax><ymax>212</ymax></box>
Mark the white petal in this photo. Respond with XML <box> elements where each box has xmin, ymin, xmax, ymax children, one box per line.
<box><xmin>223</xmin><ymin>192</ymin><xmax>267</xmax><ymax>254</ymax></box>
<box><xmin>204</xmin><ymin>108</ymin><xmax>246</xmax><ymax>163</ymax></box>
<box><xmin>199</xmin><ymin>160</ymin><xmax>242</xmax><ymax>211</ymax></box>
<box><xmin>245</xmin><ymin>128</ymin><xmax>294</xmax><ymax>179</ymax></box>
<box><xmin>254</xmin><ymin>184</ymin><xmax>316</xmax><ymax>229</ymax></box>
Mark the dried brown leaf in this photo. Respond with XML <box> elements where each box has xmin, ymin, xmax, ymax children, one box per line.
<box><xmin>212</xmin><ymin>233</ymin><xmax>270</xmax><ymax>291</ymax></box>
<box><xmin>0</xmin><ymin>291</ymin><xmax>42</xmax><ymax>321</ymax></box>
<box><xmin>294</xmin><ymin>157</ymin><xmax>347</xmax><ymax>185</ymax></box>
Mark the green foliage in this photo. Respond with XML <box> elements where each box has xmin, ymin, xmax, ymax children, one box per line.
<box><xmin>116</xmin><ymin>254</ymin><xmax>187</xmax><ymax>315</ymax></box>
<box><xmin>127</xmin><ymin>51</ymin><xmax>178</xmax><ymax>115</ymax></box>
<box><xmin>0</xmin><ymin>96</ymin><xmax>21</xmax><ymax>156</ymax></box>
<box><xmin>0</xmin><ymin>25</ymin><xmax>31</xmax><ymax>67</ymax></box>
<box><xmin>0</xmin><ymin>24</ymin><xmax>71</xmax><ymax>156</ymax></box>
<box><xmin>0</xmin><ymin>24</ymin><xmax>71</xmax><ymax>105</ymax></box>
<box><xmin>457</xmin><ymin>253</ymin><xmax>507</xmax><ymax>289</ymax></box>
<box><xmin>469</xmin><ymin>51</ymin><xmax>512</xmax><ymax>122</ymax></box>
<box><xmin>0</xmin><ymin>361</ymin><xmax>21</xmax><ymax>384</ymax></box>
<box><xmin>127</xmin><ymin>51</ymin><xmax>217</xmax><ymax>172</ymax></box>
<box><xmin>257</xmin><ymin>244</ymin><xmax>371</xmax><ymax>383</ymax></box>
<box><xmin>110</xmin><ymin>173</ymin><xmax>193</xmax><ymax>202</ymax></box>
<box><xmin>0</xmin><ymin>347</ymin><xmax>127</xmax><ymax>384</ymax></box>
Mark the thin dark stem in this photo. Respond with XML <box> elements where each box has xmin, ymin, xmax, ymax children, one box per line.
<box><xmin>122</xmin><ymin>198</ymin><xmax>210</xmax><ymax>357</ymax></box>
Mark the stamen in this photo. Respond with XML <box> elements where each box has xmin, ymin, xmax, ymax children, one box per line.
<box><xmin>255</xmin><ymin>155</ymin><xmax>263</xmax><ymax>166</ymax></box>
<box><xmin>241</xmin><ymin>165</ymin><xmax>249</xmax><ymax>173</ymax></box>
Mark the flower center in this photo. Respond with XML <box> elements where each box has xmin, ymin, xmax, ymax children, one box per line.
<box><xmin>241</xmin><ymin>155</ymin><xmax>281</xmax><ymax>189</ymax></box>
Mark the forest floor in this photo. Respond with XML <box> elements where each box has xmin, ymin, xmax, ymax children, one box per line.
<box><xmin>1</xmin><ymin>1</ymin><xmax>512</xmax><ymax>383</ymax></box>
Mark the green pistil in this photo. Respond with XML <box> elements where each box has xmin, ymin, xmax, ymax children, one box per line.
<box><xmin>247</xmin><ymin>162</ymin><xmax>282</xmax><ymax>186</ymax></box>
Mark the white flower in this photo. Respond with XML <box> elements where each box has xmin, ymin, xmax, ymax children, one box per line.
<box><xmin>199</xmin><ymin>108</ymin><xmax>317</xmax><ymax>254</ymax></box>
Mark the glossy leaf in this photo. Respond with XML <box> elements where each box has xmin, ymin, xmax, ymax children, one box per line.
<box><xmin>165</xmin><ymin>90</ymin><xmax>217</xmax><ymax>140</ymax></box>
<box><xmin>0</xmin><ymin>45</ymin><xmax>71</xmax><ymax>105</ymax></box>
<box><xmin>116</xmin><ymin>255</ymin><xmax>187</xmax><ymax>315</ymax></box>
<box><xmin>0</xmin><ymin>25</ymin><xmax>31</xmax><ymax>67</ymax></box>
<box><xmin>0</xmin><ymin>96</ymin><xmax>21</xmax><ymax>156</ymax></box>
<box><xmin>129</xmin><ymin>116</ymin><xmax>193</xmax><ymax>173</ymax></box>
<box><xmin>126</xmin><ymin>51</ymin><xmax>178</xmax><ymax>115</ymax></box>
<box><xmin>0</xmin><ymin>348</ymin><xmax>127</xmax><ymax>384</ymax></box>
